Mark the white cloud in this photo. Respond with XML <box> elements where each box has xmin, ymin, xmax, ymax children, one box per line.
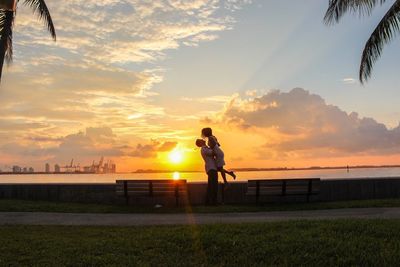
<box><xmin>180</xmin><ymin>95</ymin><xmax>233</xmax><ymax>104</ymax></box>
<box><xmin>12</xmin><ymin>0</ymin><xmax>251</xmax><ymax>65</ymax></box>
<box><xmin>212</xmin><ymin>88</ymin><xmax>400</xmax><ymax>155</ymax></box>
<box><xmin>342</xmin><ymin>77</ymin><xmax>356</xmax><ymax>84</ymax></box>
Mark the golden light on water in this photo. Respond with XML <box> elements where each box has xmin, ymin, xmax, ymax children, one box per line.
<box><xmin>173</xmin><ymin>171</ymin><xmax>180</xmax><ymax>180</ymax></box>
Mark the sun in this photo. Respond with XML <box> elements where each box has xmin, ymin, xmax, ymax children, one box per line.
<box><xmin>169</xmin><ymin>150</ymin><xmax>184</xmax><ymax>164</ymax></box>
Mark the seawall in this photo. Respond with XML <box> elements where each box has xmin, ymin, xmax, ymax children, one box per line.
<box><xmin>1</xmin><ymin>177</ymin><xmax>400</xmax><ymax>205</ymax></box>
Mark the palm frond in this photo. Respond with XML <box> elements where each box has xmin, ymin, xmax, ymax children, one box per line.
<box><xmin>22</xmin><ymin>0</ymin><xmax>56</xmax><ymax>40</ymax></box>
<box><xmin>0</xmin><ymin>9</ymin><xmax>14</xmax><ymax>64</ymax></box>
<box><xmin>360</xmin><ymin>0</ymin><xmax>400</xmax><ymax>83</ymax></box>
<box><xmin>324</xmin><ymin>0</ymin><xmax>386</xmax><ymax>25</ymax></box>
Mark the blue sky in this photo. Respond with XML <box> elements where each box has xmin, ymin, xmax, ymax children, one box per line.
<box><xmin>157</xmin><ymin>0</ymin><xmax>400</xmax><ymax>126</ymax></box>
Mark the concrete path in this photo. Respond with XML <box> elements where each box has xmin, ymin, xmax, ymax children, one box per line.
<box><xmin>0</xmin><ymin>208</ymin><xmax>400</xmax><ymax>226</ymax></box>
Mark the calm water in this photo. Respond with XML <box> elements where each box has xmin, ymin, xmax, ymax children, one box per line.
<box><xmin>1</xmin><ymin>167</ymin><xmax>400</xmax><ymax>183</ymax></box>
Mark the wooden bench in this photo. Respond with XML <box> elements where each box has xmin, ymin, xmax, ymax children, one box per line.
<box><xmin>247</xmin><ymin>178</ymin><xmax>320</xmax><ymax>203</ymax></box>
<box><xmin>116</xmin><ymin>179</ymin><xmax>187</xmax><ymax>207</ymax></box>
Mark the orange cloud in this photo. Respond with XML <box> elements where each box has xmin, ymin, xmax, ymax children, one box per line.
<box><xmin>209</xmin><ymin>88</ymin><xmax>400</xmax><ymax>157</ymax></box>
<box><xmin>132</xmin><ymin>141</ymin><xmax>177</xmax><ymax>158</ymax></box>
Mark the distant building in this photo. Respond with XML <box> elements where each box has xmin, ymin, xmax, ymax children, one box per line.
<box><xmin>102</xmin><ymin>162</ymin><xmax>116</xmax><ymax>173</ymax></box>
<box><xmin>12</xmin><ymin>166</ymin><xmax>21</xmax><ymax>173</ymax></box>
<box><xmin>28</xmin><ymin>167</ymin><xmax>34</xmax><ymax>173</ymax></box>
<box><xmin>45</xmin><ymin>163</ymin><xmax>50</xmax><ymax>173</ymax></box>
<box><xmin>54</xmin><ymin>164</ymin><xmax>60</xmax><ymax>173</ymax></box>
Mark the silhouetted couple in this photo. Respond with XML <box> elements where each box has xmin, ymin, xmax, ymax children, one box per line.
<box><xmin>196</xmin><ymin>127</ymin><xmax>235</xmax><ymax>205</ymax></box>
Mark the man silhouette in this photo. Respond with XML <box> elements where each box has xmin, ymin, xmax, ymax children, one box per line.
<box><xmin>196</xmin><ymin>139</ymin><xmax>218</xmax><ymax>205</ymax></box>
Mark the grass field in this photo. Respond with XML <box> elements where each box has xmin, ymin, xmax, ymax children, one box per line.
<box><xmin>1</xmin><ymin>198</ymin><xmax>400</xmax><ymax>213</ymax></box>
<box><xmin>0</xmin><ymin>219</ymin><xmax>400</xmax><ymax>266</ymax></box>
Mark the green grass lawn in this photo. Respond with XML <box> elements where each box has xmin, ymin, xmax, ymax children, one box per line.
<box><xmin>0</xmin><ymin>220</ymin><xmax>400</xmax><ymax>266</ymax></box>
<box><xmin>1</xmin><ymin>198</ymin><xmax>400</xmax><ymax>214</ymax></box>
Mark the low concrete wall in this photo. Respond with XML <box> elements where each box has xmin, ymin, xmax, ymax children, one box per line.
<box><xmin>0</xmin><ymin>184</ymin><xmax>120</xmax><ymax>205</ymax></box>
<box><xmin>320</xmin><ymin>178</ymin><xmax>400</xmax><ymax>201</ymax></box>
<box><xmin>1</xmin><ymin>177</ymin><xmax>400</xmax><ymax>205</ymax></box>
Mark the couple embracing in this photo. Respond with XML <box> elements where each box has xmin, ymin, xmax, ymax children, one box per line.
<box><xmin>196</xmin><ymin>127</ymin><xmax>236</xmax><ymax>205</ymax></box>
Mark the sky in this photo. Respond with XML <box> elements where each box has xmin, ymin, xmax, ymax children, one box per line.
<box><xmin>1</xmin><ymin>0</ymin><xmax>400</xmax><ymax>172</ymax></box>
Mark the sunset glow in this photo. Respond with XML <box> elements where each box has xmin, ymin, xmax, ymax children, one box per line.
<box><xmin>169</xmin><ymin>150</ymin><xmax>184</xmax><ymax>165</ymax></box>
<box><xmin>1</xmin><ymin>1</ymin><xmax>400</xmax><ymax>174</ymax></box>
<box><xmin>2</xmin><ymin>1</ymin><xmax>400</xmax><ymax>265</ymax></box>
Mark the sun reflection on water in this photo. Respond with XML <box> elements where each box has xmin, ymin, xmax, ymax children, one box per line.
<box><xmin>173</xmin><ymin>171</ymin><xmax>180</xmax><ymax>180</ymax></box>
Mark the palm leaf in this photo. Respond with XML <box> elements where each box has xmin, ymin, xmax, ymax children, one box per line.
<box><xmin>324</xmin><ymin>0</ymin><xmax>386</xmax><ymax>25</ymax></box>
<box><xmin>0</xmin><ymin>9</ymin><xmax>14</xmax><ymax>80</ymax></box>
<box><xmin>22</xmin><ymin>0</ymin><xmax>56</xmax><ymax>40</ymax></box>
<box><xmin>0</xmin><ymin>9</ymin><xmax>14</xmax><ymax>64</ymax></box>
<box><xmin>360</xmin><ymin>0</ymin><xmax>400</xmax><ymax>83</ymax></box>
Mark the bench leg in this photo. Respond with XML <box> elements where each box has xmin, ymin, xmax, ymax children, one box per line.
<box><xmin>307</xmin><ymin>179</ymin><xmax>312</xmax><ymax>203</ymax></box>
<box><xmin>256</xmin><ymin>181</ymin><xmax>260</xmax><ymax>205</ymax></box>
<box><xmin>123</xmin><ymin>181</ymin><xmax>129</xmax><ymax>205</ymax></box>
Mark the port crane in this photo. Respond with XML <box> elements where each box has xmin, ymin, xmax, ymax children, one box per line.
<box><xmin>61</xmin><ymin>159</ymin><xmax>80</xmax><ymax>173</ymax></box>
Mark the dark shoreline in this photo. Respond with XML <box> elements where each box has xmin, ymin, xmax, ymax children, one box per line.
<box><xmin>134</xmin><ymin>165</ymin><xmax>400</xmax><ymax>173</ymax></box>
<box><xmin>1</xmin><ymin>165</ymin><xmax>400</xmax><ymax>175</ymax></box>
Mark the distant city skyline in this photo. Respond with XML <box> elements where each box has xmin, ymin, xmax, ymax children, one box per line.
<box><xmin>1</xmin><ymin>157</ymin><xmax>116</xmax><ymax>174</ymax></box>
<box><xmin>1</xmin><ymin>1</ymin><xmax>400</xmax><ymax>172</ymax></box>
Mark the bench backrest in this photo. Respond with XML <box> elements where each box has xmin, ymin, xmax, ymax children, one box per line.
<box><xmin>247</xmin><ymin>178</ymin><xmax>320</xmax><ymax>196</ymax></box>
<box><xmin>116</xmin><ymin>179</ymin><xmax>187</xmax><ymax>197</ymax></box>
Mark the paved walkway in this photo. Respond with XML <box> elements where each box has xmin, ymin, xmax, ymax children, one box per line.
<box><xmin>0</xmin><ymin>208</ymin><xmax>400</xmax><ymax>226</ymax></box>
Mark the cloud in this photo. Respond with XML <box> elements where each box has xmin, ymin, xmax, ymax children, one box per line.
<box><xmin>342</xmin><ymin>77</ymin><xmax>356</xmax><ymax>84</ymax></box>
<box><xmin>0</xmin><ymin>127</ymin><xmax>129</xmax><ymax>166</ymax></box>
<box><xmin>0</xmin><ymin>1</ymin><xmax>281</xmax><ymax>174</ymax></box>
<box><xmin>53</xmin><ymin>130</ymin><xmax>125</xmax><ymax>159</ymax></box>
<box><xmin>0</xmin><ymin>0</ymin><xmax>253</xmax><ymax>170</ymax></box>
<box><xmin>0</xmin><ymin>125</ymin><xmax>181</xmax><ymax>169</ymax></box>
<box><xmin>180</xmin><ymin>95</ymin><xmax>233</xmax><ymax>104</ymax></box>
<box><xmin>213</xmin><ymin>88</ymin><xmax>400</xmax><ymax>155</ymax></box>
<box><xmin>12</xmin><ymin>0</ymin><xmax>251</xmax><ymax>66</ymax></box>
<box><xmin>132</xmin><ymin>140</ymin><xmax>177</xmax><ymax>158</ymax></box>
<box><xmin>0</xmin><ymin>119</ymin><xmax>49</xmax><ymax>131</ymax></box>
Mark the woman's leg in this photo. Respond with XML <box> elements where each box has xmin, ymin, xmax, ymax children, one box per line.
<box><xmin>218</xmin><ymin>167</ymin><xmax>228</xmax><ymax>183</ymax></box>
<box><xmin>224</xmin><ymin>169</ymin><xmax>236</xmax><ymax>180</ymax></box>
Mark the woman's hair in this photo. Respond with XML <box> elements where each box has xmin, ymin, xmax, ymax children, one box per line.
<box><xmin>195</xmin><ymin>139</ymin><xmax>205</xmax><ymax>147</ymax></box>
<box><xmin>201</xmin><ymin>127</ymin><xmax>213</xmax><ymax>137</ymax></box>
